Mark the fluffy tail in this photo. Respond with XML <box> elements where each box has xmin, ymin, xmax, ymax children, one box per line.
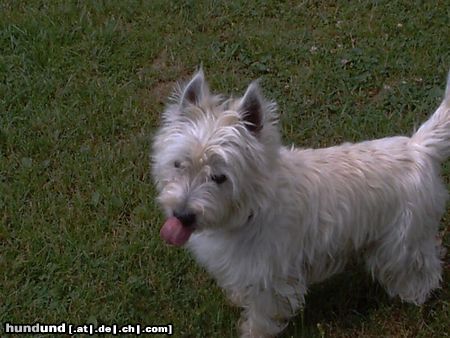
<box><xmin>411</xmin><ymin>72</ymin><xmax>450</xmax><ymax>161</ymax></box>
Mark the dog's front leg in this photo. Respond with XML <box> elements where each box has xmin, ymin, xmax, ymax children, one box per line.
<box><xmin>238</xmin><ymin>280</ymin><xmax>305</xmax><ymax>338</ymax></box>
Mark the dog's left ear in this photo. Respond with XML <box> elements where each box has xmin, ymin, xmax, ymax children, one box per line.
<box><xmin>239</xmin><ymin>81</ymin><xmax>263</xmax><ymax>133</ymax></box>
<box><xmin>180</xmin><ymin>69</ymin><xmax>208</xmax><ymax>107</ymax></box>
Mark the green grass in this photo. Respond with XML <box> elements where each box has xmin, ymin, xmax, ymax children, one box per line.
<box><xmin>1</xmin><ymin>1</ymin><xmax>449</xmax><ymax>337</ymax></box>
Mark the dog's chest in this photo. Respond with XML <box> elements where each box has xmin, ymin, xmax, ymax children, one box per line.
<box><xmin>187</xmin><ymin>230</ymin><xmax>285</xmax><ymax>289</ymax></box>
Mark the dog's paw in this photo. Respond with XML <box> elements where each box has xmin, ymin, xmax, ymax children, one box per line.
<box><xmin>239</xmin><ymin>318</ymin><xmax>273</xmax><ymax>338</ymax></box>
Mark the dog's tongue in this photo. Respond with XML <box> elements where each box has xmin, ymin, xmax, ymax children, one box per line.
<box><xmin>160</xmin><ymin>217</ymin><xmax>194</xmax><ymax>246</ymax></box>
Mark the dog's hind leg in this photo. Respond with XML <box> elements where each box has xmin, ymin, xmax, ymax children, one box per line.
<box><xmin>364</xmin><ymin>213</ymin><xmax>443</xmax><ymax>304</ymax></box>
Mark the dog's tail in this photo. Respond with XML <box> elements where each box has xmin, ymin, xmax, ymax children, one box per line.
<box><xmin>411</xmin><ymin>71</ymin><xmax>450</xmax><ymax>162</ymax></box>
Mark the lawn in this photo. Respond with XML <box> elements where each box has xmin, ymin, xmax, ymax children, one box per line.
<box><xmin>1</xmin><ymin>1</ymin><xmax>449</xmax><ymax>337</ymax></box>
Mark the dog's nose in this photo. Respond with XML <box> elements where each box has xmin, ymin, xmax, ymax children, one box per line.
<box><xmin>173</xmin><ymin>211</ymin><xmax>196</xmax><ymax>227</ymax></box>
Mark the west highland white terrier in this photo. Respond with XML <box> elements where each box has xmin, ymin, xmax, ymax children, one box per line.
<box><xmin>152</xmin><ymin>69</ymin><xmax>449</xmax><ymax>337</ymax></box>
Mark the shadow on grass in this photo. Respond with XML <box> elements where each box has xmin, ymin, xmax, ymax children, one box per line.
<box><xmin>283</xmin><ymin>264</ymin><xmax>391</xmax><ymax>338</ymax></box>
<box><xmin>283</xmin><ymin>254</ymin><xmax>449</xmax><ymax>338</ymax></box>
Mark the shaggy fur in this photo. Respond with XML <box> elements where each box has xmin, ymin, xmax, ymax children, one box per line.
<box><xmin>152</xmin><ymin>70</ymin><xmax>449</xmax><ymax>337</ymax></box>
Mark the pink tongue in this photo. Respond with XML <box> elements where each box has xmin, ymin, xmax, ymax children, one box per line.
<box><xmin>160</xmin><ymin>217</ymin><xmax>194</xmax><ymax>246</ymax></box>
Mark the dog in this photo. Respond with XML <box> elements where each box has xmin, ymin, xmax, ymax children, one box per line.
<box><xmin>152</xmin><ymin>69</ymin><xmax>449</xmax><ymax>337</ymax></box>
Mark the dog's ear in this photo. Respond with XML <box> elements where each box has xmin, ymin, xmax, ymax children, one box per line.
<box><xmin>180</xmin><ymin>69</ymin><xmax>208</xmax><ymax>107</ymax></box>
<box><xmin>239</xmin><ymin>81</ymin><xmax>263</xmax><ymax>133</ymax></box>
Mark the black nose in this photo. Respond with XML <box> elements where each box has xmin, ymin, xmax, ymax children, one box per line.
<box><xmin>173</xmin><ymin>211</ymin><xmax>196</xmax><ymax>227</ymax></box>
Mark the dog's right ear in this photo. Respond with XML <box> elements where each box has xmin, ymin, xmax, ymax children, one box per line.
<box><xmin>180</xmin><ymin>69</ymin><xmax>208</xmax><ymax>107</ymax></box>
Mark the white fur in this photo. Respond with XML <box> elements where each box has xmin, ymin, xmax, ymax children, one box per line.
<box><xmin>152</xmin><ymin>70</ymin><xmax>450</xmax><ymax>337</ymax></box>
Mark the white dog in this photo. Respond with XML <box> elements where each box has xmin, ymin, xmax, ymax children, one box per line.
<box><xmin>152</xmin><ymin>70</ymin><xmax>449</xmax><ymax>337</ymax></box>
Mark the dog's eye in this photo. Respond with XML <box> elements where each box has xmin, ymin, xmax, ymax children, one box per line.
<box><xmin>174</xmin><ymin>161</ymin><xmax>181</xmax><ymax>168</ymax></box>
<box><xmin>211</xmin><ymin>174</ymin><xmax>227</xmax><ymax>184</ymax></box>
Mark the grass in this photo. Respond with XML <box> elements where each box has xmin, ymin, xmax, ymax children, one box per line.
<box><xmin>1</xmin><ymin>1</ymin><xmax>449</xmax><ymax>337</ymax></box>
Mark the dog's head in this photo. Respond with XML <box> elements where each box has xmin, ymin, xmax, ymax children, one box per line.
<box><xmin>152</xmin><ymin>70</ymin><xmax>280</xmax><ymax>246</ymax></box>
